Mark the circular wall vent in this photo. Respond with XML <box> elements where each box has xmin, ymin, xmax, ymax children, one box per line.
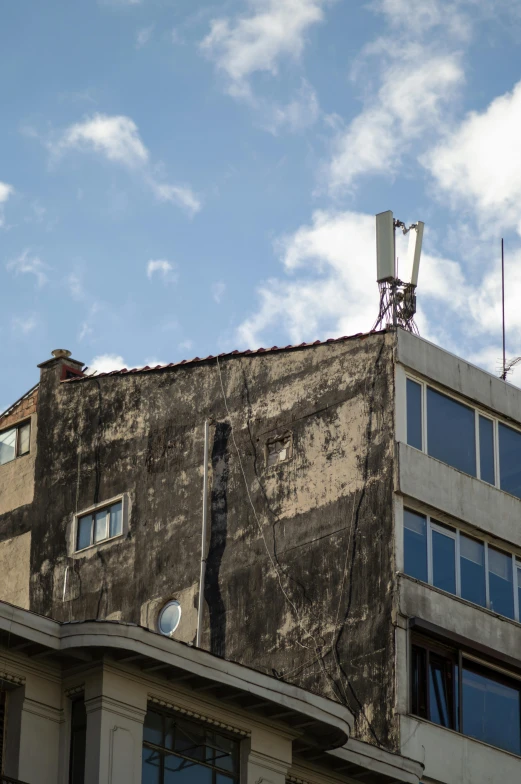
<box><xmin>158</xmin><ymin>600</ymin><xmax>181</xmax><ymax>637</ymax></box>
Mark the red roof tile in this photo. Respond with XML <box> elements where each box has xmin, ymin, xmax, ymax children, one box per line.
<box><xmin>63</xmin><ymin>330</ymin><xmax>387</xmax><ymax>383</ymax></box>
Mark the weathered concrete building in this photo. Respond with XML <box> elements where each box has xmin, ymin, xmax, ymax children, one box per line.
<box><xmin>2</xmin><ymin>327</ymin><xmax>521</xmax><ymax>782</ymax></box>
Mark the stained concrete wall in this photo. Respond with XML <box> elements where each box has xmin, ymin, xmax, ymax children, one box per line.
<box><xmin>0</xmin><ymin>531</ymin><xmax>31</xmax><ymax>608</ymax></box>
<box><xmin>10</xmin><ymin>332</ymin><xmax>397</xmax><ymax>749</ymax></box>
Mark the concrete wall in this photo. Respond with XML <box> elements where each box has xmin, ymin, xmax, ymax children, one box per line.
<box><xmin>0</xmin><ymin>391</ymin><xmax>38</xmax><ymax>516</ymax></box>
<box><xmin>397</xmin><ymin>443</ymin><xmax>521</xmax><ymax>548</ymax></box>
<box><xmin>0</xmin><ymin>531</ymin><xmax>31</xmax><ymax>608</ymax></box>
<box><xmin>17</xmin><ymin>333</ymin><xmax>398</xmax><ymax>748</ymax></box>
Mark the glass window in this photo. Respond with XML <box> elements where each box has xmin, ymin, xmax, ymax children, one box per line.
<box><xmin>499</xmin><ymin>423</ymin><xmax>521</xmax><ymax>500</ymax></box>
<box><xmin>412</xmin><ymin>637</ymin><xmax>521</xmax><ymax>754</ymax></box>
<box><xmin>76</xmin><ymin>500</ymin><xmax>124</xmax><ymax>551</ymax></box>
<box><xmin>463</xmin><ymin>662</ymin><xmax>521</xmax><ymax>756</ymax></box>
<box><xmin>404</xmin><ymin>510</ymin><xmax>428</xmax><ymax>582</ymax></box>
<box><xmin>0</xmin><ymin>428</ymin><xmax>16</xmax><ymax>466</ymax></box>
<box><xmin>69</xmin><ymin>697</ymin><xmax>87</xmax><ymax>784</ymax></box>
<box><xmin>110</xmin><ymin>501</ymin><xmax>123</xmax><ymax>537</ymax></box>
<box><xmin>460</xmin><ymin>535</ymin><xmax>486</xmax><ymax>608</ymax></box>
<box><xmin>517</xmin><ymin>562</ymin><xmax>521</xmax><ymax>621</ymax></box>
<box><xmin>142</xmin><ymin>710</ymin><xmax>240</xmax><ymax>784</ymax></box>
<box><xmin>76</xmin><ymin>515</ymin><xmax>92</xmax><ymax>551</ymax></box>
<box><xmin>427</xmin><ymin>388</ymin><xmax>476</xmax><ymax>476</ymax></box>
<box><xmin>488</xmin><ymin>547</ymin><xmax>514</xmax><ymax>619</ymax></box>
<box><xmin>158</xmin><ymin>601</ymin><xmax>182</xmax><ymax>637</ymax></box>
<box><xmin>94</xmin><ymin>510</ymin><xmax>108</xmax><ymax>542</ymax></box>
<box><xmin>432</xmin><ymin>525</ymin><xmax>456</xmax><ymax>595</ymax></box>
<box><xmin>429</xmin><ymin>653</ymin><xmax>454</xmax><ymax>729</ymax></box>
<box><xmin>479</xmin><ymin>416</ymin><xmax>495</xmax><ymax>485</ymax></box>
<box><xmin>406</xmin><ymin>379</ymin><xmax>423</xmax><ymax>450</ymax></box>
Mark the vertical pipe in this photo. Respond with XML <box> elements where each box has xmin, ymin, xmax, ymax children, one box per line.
<box><xmin>502</xmin><ymin>238</ymin><xmax>506</xmax><ymax>380</ymax></box>
<box><xmin>196</xmin><ymin>420</ymin><xmax>209</xmax><ymax>648</ymax></box>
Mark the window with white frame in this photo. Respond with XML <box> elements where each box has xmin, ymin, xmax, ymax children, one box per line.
<box><xmin>0</xmin><ymin>420</ymin><xmax>31</xmax><ymax>466</ymax></box>
<box><xmin>75</xmin><ymin>499</ymin><xmax>123</xmax><ymax>551</ymax></box>
<box><xmin>403</xmin><ymin>508</ymin><xmax>521</xmax><ymax>621</ymax></box>
<box><xmin>405</xmin><ymin>377</ymin><xmax>521</xmax><ymax>499</ymax></box>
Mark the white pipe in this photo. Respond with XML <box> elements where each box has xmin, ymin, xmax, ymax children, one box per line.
<box><xmin>62</xmin><ymin>565</ymin><xmax>69</xmax><ymax>603</ymax></box>
<box><xmin>196</xmin><ymin>420</ymin><xmax>210</xmax><ymax>648</ymax></box>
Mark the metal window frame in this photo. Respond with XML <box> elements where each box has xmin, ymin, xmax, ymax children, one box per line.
<box><xmin>74</xmin><ymin>495</ymin><xmax>126</xmax><ymax>553</ymax></box>
<box><xmin>404</xmin><ymin>506</ymin><xmax>521</xmax><ymax>623</ymax></box>
<box><xmin>0</xmin><ymin>418</ymin><xmax>31</xmax><ymax>465</ymax></box>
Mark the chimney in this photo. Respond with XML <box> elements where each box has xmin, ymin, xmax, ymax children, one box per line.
<box><xmin>37</xmin><ymin>349</ymin><xmax>85</xmax><ymax>383</ymax></box>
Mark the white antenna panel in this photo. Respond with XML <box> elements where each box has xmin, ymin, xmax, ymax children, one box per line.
<box><xmin>376</xmin><ymin>211</ymin><xmax>395</xmax><ymax>283</ymax></box>
<box><xmin>408</xmin><ymin>221</ymin><xmax>424</xmax><ymax>287</ymax></box>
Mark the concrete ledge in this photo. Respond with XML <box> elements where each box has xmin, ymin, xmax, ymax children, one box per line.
<box><xmin>0</xmin><ymin>602</ymin><xmax>351</xmax><ymax>752</ymax></box>
<box><xmin>329</xmin><ymin>737</ymin><xmax>423</xmax><ymax>784</ymax></box>
<box><xmin>399</xmin><ymin>575</ymin><xmax>521</xmax><ymax>666</ymax></box>
<box><xmin>400</xmin><ymin>714</ymin><xmax>521</xmax><ymax>783</ymax></box>
<box><xmin>397</xmin><ymin>330</ymin><xmax>521</xmax><ymax>423</ymax></box>
<box><xmin>398</xmin><ymin>442</ymin><xmax>521</xmax><ymax>548</ymax></box>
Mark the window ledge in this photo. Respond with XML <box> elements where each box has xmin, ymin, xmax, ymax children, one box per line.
<box><xmin>398</xmin><ymin>571</ymin><xmax>521</xmax><ymax>629</ymax></box>
<box><xmin>74</xmin><ymin>533</ymin><xmax>124</xmax><ymax>556</ymax></box>
<box><xmin>404</xmin><ymin>713</ymin><xmax>521</xmax><ymax>761</ymax></box>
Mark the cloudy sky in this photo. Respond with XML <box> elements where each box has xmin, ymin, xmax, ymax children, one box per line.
<box><xmin>3</xmin><ymin>0</ymin><xmax>521</xmax><ymax>406</ymax></box>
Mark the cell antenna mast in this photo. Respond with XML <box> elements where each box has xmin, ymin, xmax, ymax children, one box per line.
<box><xmin>373</xmin><ymin>210</ymin><xmax>424</xmax><ymax>334</ymax></box>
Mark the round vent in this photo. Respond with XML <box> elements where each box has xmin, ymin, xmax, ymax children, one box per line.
<box><xmin>158</xmin><ymin>600</ymin><xmax>181</xmax><ymax>637</ymax></box>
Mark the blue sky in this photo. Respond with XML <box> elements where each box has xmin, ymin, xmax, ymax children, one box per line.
<box><xmin>3</xmin><ymin>0</ymin><xmax>521</xmax><ymax>407</ymax></box>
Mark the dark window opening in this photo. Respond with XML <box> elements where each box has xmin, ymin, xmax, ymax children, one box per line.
<box><xmin>411</xmin><ymin>635</ymin><xmax>521</xmax><ymax>756</ymax></box>
<box><xmin>427</xmin><ymin>387</ymin><xmax>476</xmax><ymax>476</ymax></box>
<box><xmin>406</xmin><ymin>378</ymin><xmax>423</xmax><ymax>450</ymax></box>
<box><xmin>69</xmin><ymin>697</ymin><xmax>86</xmax><ymax>784</ymax></box>
<box><xmin>266</xmin><ymin>433</ymin><xmax>292</xmax><ymax>467</ymax></box>
<box><xmin>142</xmin><ymin>708</ymin><xmax>240</xmax><ymax>784</ymax></box>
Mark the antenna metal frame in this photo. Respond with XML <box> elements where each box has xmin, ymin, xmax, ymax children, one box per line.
<box><xmin>373</xmin><ymin>214</ymin><xmax>423</xmax><ymax>334</ymax></box>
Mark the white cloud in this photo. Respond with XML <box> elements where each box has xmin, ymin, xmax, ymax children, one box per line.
<box><xmin>88</xmin><ymin>354</ymin><xmax>126</xmax><ymax>374</ymax></box>
<box><xmin>0</xmin><ymin>182</ymin><xmax>13</xmax><ymax>203</ymax></box>
<box><xmin>327</xmin><ymin>50</ymin><xmax>464</xmax><ymax>192</ymax></box>
<box><xmin>422</xmin><ymin>79</ymin><xmax>521</xmax><ymax>234</ymax></box>
<box><xmin>49</xmin><ymin>114</ymin><xmax>200</xmax><ymax>215</ymax></box>
<box><xmin>201</xmin><ymin>0</ymin><xmax>329</xmax><ymax>99</ymax></box>
<box><xmin>263</xmin><ymin>79</ymin><xmax>320</xmax><ymax>134</ymax></box>
<box><xmin>147</xmin><ymin>259</ymin><xmax>178</xmax><ymax>282</ymax></box>
<box><xmin>178</xmin><ymin>339</ymin><xmax>193</xmax><ymax>351</ymax></box>
<box><xmin>212</xmin><ymin>281</ymin><xmax>226</xmax><ymax>303</ymax></box>
<box><xmin>6</xmin><ymin>249</ymin><xmax>48</xmax><ymax>287</ymax></box>
<box><xmin>53</xmin><ymin>114</ymin><xmax>149</xmax><ymax>168</ymax></box>
<box><xmin>136</xmin><ymin>25</ymin><xmax>154</xmax><ymax>49</ymax></box>
<box><xmin>11</xmin><ymin>315</ymin><xmax>37</xmax><ymax>335</ymax></box>
<box><xmin>0</xmin><ymin>181</ymin><xmax>13</xmax><ymax>227</ymax></box>
<box><xmin>68</xmin><ymin>271</ymin><xmax>84</xmax><ymax>301</ymax></box>
<box><xmin>149</xmin><ymin>181</ymin><xmax>201</xmax><ymax>216</ymax></box>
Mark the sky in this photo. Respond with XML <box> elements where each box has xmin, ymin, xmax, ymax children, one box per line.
<box><xmin>3</xmin><ymin>0</ymin><xmax>521</xmax><ymax>407</ymax></box>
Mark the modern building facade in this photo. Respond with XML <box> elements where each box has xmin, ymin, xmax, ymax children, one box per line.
<box><xmin>1</xmin><ymin>328</ymin><xmax>521</xmax><ymax>782</ymax></box>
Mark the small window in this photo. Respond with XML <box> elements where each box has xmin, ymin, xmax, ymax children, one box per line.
<box><xmin>488</xmin><ymin>546</ymin><xmax>514</xmax><ymax>619</ymax></box>
<box><xmin>266</xmin><ymin>432</ymin><xmax>292</xmax><ymax>467</ymax></box>
<box><xmin>460</xmin><ymin>535</ymin><xmax>486</xmax><ymax>608</ymax></box>
<box><xmin>0</xmin><ymin>420</ymin><xmax>31</xmax><ymax>465</ymax></box>
<box><xmin>431</xmin><ymin>522</ymin><xmax>456</xmax><ymax>595</ymax></box>
<box><xmin>75</xmin><ymin>500</ymin><xmax>123</xmax><ymax>551</ymax></box>
<box><xmin>69</xmin><ymin>697</ymin><xmax>87</xmax><ymax>784</ymax></box>
<box><xmin>158</xmin><ymin>600</ymin><xmax>181</xmax><ymax>637</ymax></box>
<box><xmin>406</xmin><ymin>378</ymin><xmax>423</xmax><ymax>450</ymax></box>
<box><xmin>462</xmin><ymin>661</ymin><xmax>521</xmax><ymax>755</ymax></box>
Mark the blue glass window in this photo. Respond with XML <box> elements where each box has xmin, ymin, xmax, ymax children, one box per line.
<box><xmin>460</xmin><ymin>535</ymin><xmax>486</xmax><ymax>608</ymax></box>
<box><xmin>407</xmin><ymin>379</ymin><xmax>423</xmax><ymax>450</ymax></box>
<box><xmin>404</xmin><ymin>510</ymin><xmax>428</xmax><ymax>582</ymax></box>
<box><xmin>499</xmin><ymin>423</ymin><xmax>521</xmax><ymax>500</ymax></box>
<box><xmin>427</xmin><ymin>388</ymin><xmax>476</xmax><ymax>476</ymax></box>
<box><xmin>76</xmin><ymin>500</ymin><xmax>123</xmax><ymax>551</ymax></box>
<box><xmin>432</xmin><ymin>525</ymin><xmax>456</xmax><ymax>595</ymax></box>
<box><xmin>463</xmin><ymin>663</ymin><xmax>521</xmax><ymax>755</ymax></box>
<box><xmin>479</xmin><ymin>416</ymin><xmax>495</xmax><ymax>485</ymax></box>
<box><xmin>142</xmin><ymin>710</ymin><xmax>240</xmax><ymax>784</ymax></box>
<box><xmin>488</xmin><ymin>547</ymin><xmax>514</xmax><ymax>619</ymax></box>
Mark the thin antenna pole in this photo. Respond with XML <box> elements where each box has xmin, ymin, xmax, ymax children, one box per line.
<box><xmin>502</xmin><ymin>238</ymin><xmax>506</xmax><ymax>380</ymax></box>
